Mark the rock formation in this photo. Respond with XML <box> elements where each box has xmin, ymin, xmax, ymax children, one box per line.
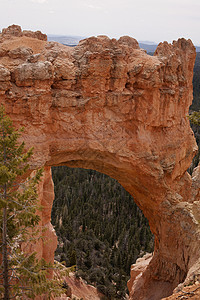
<box><xmin>0</xmin><ymin>25</ymin><xmax>200</xmax><ymax>300</ymax></box>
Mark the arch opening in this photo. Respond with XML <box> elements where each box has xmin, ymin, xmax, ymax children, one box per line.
<box><xmin>51</xmin><ymin>165</ymin><xmax>154</xmax><ymax>299</ymax></box>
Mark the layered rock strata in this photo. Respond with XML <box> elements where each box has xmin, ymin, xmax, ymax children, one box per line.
<box><xmin>0</xmin><ymin>25</ymin><xmax>200</xmax><ymax>300</ymax></box>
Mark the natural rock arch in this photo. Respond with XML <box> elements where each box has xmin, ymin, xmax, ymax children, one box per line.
<box><xmin>0</xmin><ymin>25</ymin><xmax>200</xmax><ymax>299</ymax></box>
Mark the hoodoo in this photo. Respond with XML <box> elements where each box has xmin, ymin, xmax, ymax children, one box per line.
<box><xmin>0</xmin><ymin>25</ymin><xmax>200</xmax><ymax>299</ymax></box>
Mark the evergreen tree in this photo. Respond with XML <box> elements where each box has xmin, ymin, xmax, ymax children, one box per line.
<box><xmin>0</xmin><ymin>106</ymin><xmax>65</xmax><ymax>299</ymax></box>
<box><xmin>189</xmin><ymin>111</ymin><xmax>200</xmax><ymax>125</ymax></box>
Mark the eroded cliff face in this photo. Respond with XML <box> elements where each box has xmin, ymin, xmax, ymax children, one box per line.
<box><xmin>0</xmin><ymin>25</ymin><xmax>200</xmax><ymax>300</ymax></box>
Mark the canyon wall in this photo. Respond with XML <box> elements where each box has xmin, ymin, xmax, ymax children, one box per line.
<box><xmin>0</xmin><ymin>25</ymin><xmax>200</xmax><ymax>300</ymax></box>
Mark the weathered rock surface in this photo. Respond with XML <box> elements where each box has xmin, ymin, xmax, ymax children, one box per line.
<box><xmin>127</xmin><ymin>253</ymin><xmax>153</xmax><ymax>294</ymax></box>
<box><xmin>0</xmin><ymin>25</ymin><xmax>200</xmax><ymax>300</ymax></box>
<box><xmin>1</xmin><ymin>24</ymin><xmax>47</xmax><ymax>41</ymax></box>
<box><xmin>62</xmin><ymin>273</ymin><xmax>103</xmax><ymax>300</ymax></box>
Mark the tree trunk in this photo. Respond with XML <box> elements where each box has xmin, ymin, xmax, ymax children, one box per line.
<box><xmin>2</xmin><ymin>124</ymin><xmax>9</xmax><ymax>299</ymax></box>
<box><xmin>2</xmin><ymin>196</ymin><xmax>9</xmax><ymax>299</ymax></box>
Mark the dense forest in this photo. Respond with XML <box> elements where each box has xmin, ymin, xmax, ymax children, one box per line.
<box><xmin>189</xmin><ymin>52</ymin><xmax>200</xmax><ymax>172</ymax></box>
<box><xmin>51</xmin><ymin>167</ymin><xmax>154</xmax><ymax>299</ymax></box>
<box><xmin>190</xmin><ymin>52</ymin><xmax>200</xmax><ymax>111</ymax></box>
<box><xmin>51</xmin><ymin>51</ymin><xmax>200</xmax><ymax>299</ymax></box>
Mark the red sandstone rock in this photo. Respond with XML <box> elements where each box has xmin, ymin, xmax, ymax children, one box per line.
<box><xmin>128</xmin><ymin>253</ymin><xmax>177</xmax><ymax>299</ymax></box>
<box><xmin>23</xmin><ymin>30</ymin><xmax>47</xmax><ymax>41</ymax></box>
<box><xmin>8</xmin><ymin>46</ymin><xmax>33</xmax><ymax>59</ymax></box>
<box><xmin>0</xmin><ymin>64</ymin><xmax>11</xmax><ymax>92</ymax></box>
<box><xmin>0</xmin><ymin>26</ymin><xmax>199</xmax><ymax>300</ymax></box>
<box><xmin>0</xmin><ymin>47</ymin><xmax>8</xmax><ymax>57</ymax></box>
<box><xmin>163</xmin><ymin>282</ymin><xmax>200</xmax><ymax>300</ymax></box>
<box><xmin>127</xmin><ymin>253</ymin><xmax>153</xmax><ymax>294</ymax></box>
<box><xmin>2</xmin><ymin>24</ymin><xmax>23</xmax><ymax>37</ymax></box>
<box><xmin>60</xmin><ymin>273</ymin><xmax>103</xmax><ymax>299</ymax></box>
<box><xmin>1</xmin><ymin>24</ymin><xmax>47</xmax><ymax>41</ymax></box>
<box><xmin>12</xmin><ymin>61</ymin><xmax>54</xmax><ymax>86</ymax></box>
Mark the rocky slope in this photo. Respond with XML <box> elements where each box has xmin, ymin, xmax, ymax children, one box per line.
<box><xmin>163</xmin><ymin>283</ymin><xmax>200</xmax><ymax>300</ymax></box>
<box><xmin>54</xmin><ymin>272</ymin><xmax>104</xmax><ymax>300</ymax></box>
<box><xmin>0</xmin><ymin>25</ymin><xmax>200</xmax><ymax>300</ymax></box>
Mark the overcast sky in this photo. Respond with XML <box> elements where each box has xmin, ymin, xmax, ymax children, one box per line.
<box><xmin>1</xmin><ymin>0</ymin><xmax>200</xmax><ymax>45</ymax></box>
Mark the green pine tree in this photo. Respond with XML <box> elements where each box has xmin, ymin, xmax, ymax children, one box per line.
<box><xmin>189</xmin><ymin>111</ymin><xmax>200</xmax><ymax>125</ymax></box>
<box><xmin>0</xmin><ymin>106</ymin><xmax>66</xmax><ymax>299</ymax></box>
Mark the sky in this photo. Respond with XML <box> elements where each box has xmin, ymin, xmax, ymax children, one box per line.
<box><xmin>0</xmin><ymin>0</ymin><xmax>200</xmax><ymax>45</ymax></box>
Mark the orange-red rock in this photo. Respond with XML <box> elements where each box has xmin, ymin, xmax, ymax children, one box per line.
<box><xmin>1</xmin><ymin>24</ymin><xmax>47</xmax><ymax>41</ymax></box>
<box><xmin>0</xmin><ymin>25</ymin><xmax>199</xmax><ymax>300</ymax></box>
